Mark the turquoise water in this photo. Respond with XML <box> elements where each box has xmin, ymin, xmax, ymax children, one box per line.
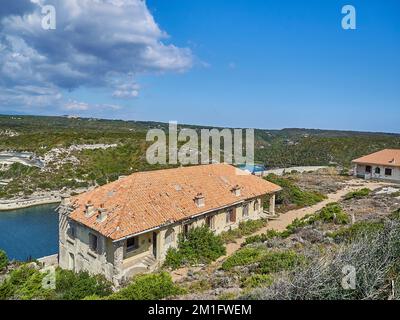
<box><xmin>237</xmin><ymin>164</ymin><xmax>266</xmax><ymax>173</ymax></box>
<box><xmin>0</xmin><ymin>203</ymin><xmax>59</xmax><ymax>261</ymax></box>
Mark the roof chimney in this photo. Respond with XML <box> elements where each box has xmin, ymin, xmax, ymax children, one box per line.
<box><xmin>194</xmin><ymin>193</ymin><xmax>205</xmax><ymax>208</ymax></box>
<box><xmin>85</xmin><ymin>201</ymin><xmax>96</xmax><ymax>218</ymax></box>
<box><xmin>231</xmin><ymin>185</ymin><xmax>241</xmax><ymax>196</ymax></box>
<box><xmin>96</xmin><ymin>207</ymin><xmax>108</xmax><ymax>223</ymax></box>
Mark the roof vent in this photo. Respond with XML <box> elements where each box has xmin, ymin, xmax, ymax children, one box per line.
<box><xmin>194</xmin><ymin>193</ymin><xmax>205</xmax><ymax>208</ymax></box>
<box><xmin>85</xmin><ymin>201</ymin><xmax>96</xmax><ymax>218</ymax></box>
<box><xmin>231</xmin><ymin>185</ymin><xmax>241</xmax><ymax>196</ymax></box>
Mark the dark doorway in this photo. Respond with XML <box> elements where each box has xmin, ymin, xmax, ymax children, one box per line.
<box><xmin>183</xmin><ymin>224</ymin><xmax>190</xmax><ymax>238</ymax></box>
<box><xmin>152</xmin><ymin>232</ymin><xmax>157</xmax><ymax>258</ymax></box>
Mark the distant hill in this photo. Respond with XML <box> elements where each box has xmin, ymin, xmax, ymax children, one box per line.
<box><xmin>1</xmin><ymin>114</ymin><xmax>400</xmax><ymax>198</ymax></box>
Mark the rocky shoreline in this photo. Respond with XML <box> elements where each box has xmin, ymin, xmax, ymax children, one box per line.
<box><xmin>0</xmin><ymin>187</ymin><xmax>90</xmax><ymax>211</ymax></box>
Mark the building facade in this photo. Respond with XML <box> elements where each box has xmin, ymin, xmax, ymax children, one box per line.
<box><xmin>352</xmin><ymin>149</ymin><xmax>400</xmax><ymax>182</ymax></box>
<box><xmin>59</xmin><ymin>164</ymin><xmax>280</xmax><ymax>285</ymax></box>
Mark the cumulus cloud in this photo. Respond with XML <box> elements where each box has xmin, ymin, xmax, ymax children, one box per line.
<box><xmin>0</xmin><ymin>0</ymin><xmax>194</xmax><ymax>113</ymax></box>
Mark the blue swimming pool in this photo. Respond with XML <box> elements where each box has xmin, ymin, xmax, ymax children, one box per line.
<box><xmin>237</xmin><ymin>164</ymin><xmax>266</xmax><ymax>174</ymax></box>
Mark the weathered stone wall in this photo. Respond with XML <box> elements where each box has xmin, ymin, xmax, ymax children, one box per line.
<box><xmin>58</xmin><ymin>198</ymin><xmax>122</xmax><ymax>285</ymax></box>
<box><xmin>59</xmin><ymin>195</ymin><xmax>269</xmax><ymax>283</ymax></box>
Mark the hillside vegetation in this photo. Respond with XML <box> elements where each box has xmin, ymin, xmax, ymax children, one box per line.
<box><xmin>1</xmin><ymin>115</ymin><xmax>400</xmax><ymax>198</ymax></box>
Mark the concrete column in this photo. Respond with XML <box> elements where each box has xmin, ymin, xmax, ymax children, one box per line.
<box><xmin>269</xmin><ymin>194</ymin><xmax>276</xmax><ymax>216</ymax></box>
<box><xmin>353</xmin><ymin>164</ymin><xmax>358</xmax><ymax>177</ymax></box>
<box><xmin>113</xmin><ymin>241</ymin><xmax>124</xmax><ymax>270</ymax></box>
<box><xmin>155</xmin><ymin>231</ymin><xmax>163</xmax><ymax>261</ymax></box>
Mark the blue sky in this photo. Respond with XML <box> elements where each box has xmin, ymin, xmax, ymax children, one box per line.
<box><xmin>0</xmin><ymin>0</ymin><xmax>399</xmax><ymax>132</ymax></box>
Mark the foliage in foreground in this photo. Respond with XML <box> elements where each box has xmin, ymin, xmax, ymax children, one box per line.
<box><xmin>222</xmin><ymin>246</ymin><xmax>304</xmax><ymax>275</ymax></box>
<box><xmin>244</xmin><ymin>219</ymin><xmax>400</xmax><ymax>300</ymax></box>
<box><xmin>222</xmin><ymin>247</ymin><xmax>265</xmax><ymax>271</ymax></box>
<box><xmin>0</xmin><ymin>265</ymin><xmax>53</xmax><ymax>300</ymax></box>
<box><xmin>108</xmin><ymin>272</ymin><xmax>185</xmax><ymax>300</ymax></box>
<box><xmin>241</xmin><ymin>274</ymin><xmax>274</xmax><ymax>289</ymax></box>
<box><xmin>164</xmin><ymin>226</ymin><xmax>226</xmax><ymax>269</ymax></box>
<box><xmin>257</xmin><ymin>250</ymin><xmax>305</xmax><ymax>274</ymax></box>
<box><xmin>55</xmin><ymin>269</ymin><xmax>113</xmax><ymax>300</ymax></box>
<box><xmin>0</xmin><ymin>266</ymin><xmax>113</xmax><ymax>300</ymax></box>
<box><xmin>0</xmin><ymin>250</ymin><xmax>8</xmax><ymax>271</ymax></box>
<box><xmin>328</xmin><ymin>220</ymin><xmax>384</xmax><ymax>242</ymax></box>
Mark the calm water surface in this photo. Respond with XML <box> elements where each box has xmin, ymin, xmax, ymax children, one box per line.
<box><xmin>0</xmin><ymin>204</ymin><xmax>59</xmax><ymax>261</ymax></box>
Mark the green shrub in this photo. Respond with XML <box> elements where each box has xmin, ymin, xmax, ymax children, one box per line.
<box><xmin>0</xmin><ymin>250</ymin><xmax>8</xmax><ymax>271</ymax></box>
<box><xmin>55</xmin><ymin>269</ymin><xmax>113</xmax><ymax>300</ymax></box>
<box><xmin>285</xmin><ymin>217</ymin><xmax>311</xmax><ymax>234</ymax></box>
<box><xmin>328</xmin><ymin>220</ymin><xmax>384</xmax><ymax>242</ymax></box>
<box><xmin>220</xmin><ymin>219</ymin><xmax>267</xmax><ymax>243</ymax></box>
<box><xmin>222</xmin><ymin>247</ymin><xmax>265</xmax><ymax>271</ymax></box>
<box><xmin>257</xmin><ymin>250</ymin><xmax>304</xmax><ymax>274</ymax></box>
<box><xmin>244</xmin><ymin>230</ymin><xmax>284</xmax><ymax>245</ymax></box>
<box><xmin>0</xmin><ymin>265</ymin><xmax>54</xmax><ymax>300</ymax></box>
<box><xmin>389</xmin><ymin>209</ymin><xmax>400</xmax><ymax>220</ymax></box>
<box><xmin>164</xmin><ymin>226</ymin><xmax>226</xmax><ymax>269</ymax></box>
<box><xmin>265</xmin><ymin>174</ymin><xmax>326</xmax><ymax>211</ymax></box>
<box><xmin>82</xmin><ymin>294</ymin><xmax>101</xmax><ymax>300</ymax></box>
<box><xmin>390</xmin><ymin>191</ymin><xmax>400</xmax><ymax>198</ymax></box>
<box><xmin>344</xmin><ymin>188</ymin><xmax>371</xmax><ymax>200</ymax></box>
<box><xmin>316</xmin><ymin>203</ymin><xmax>350</xmax><ymax>224</ymax></box>
<box><xmin>220</xmin><ymin>229</ymin><xmax>242</xmax><ymax>243</ymax></box>
<box><xmin>109</xmin><ymin>272</ymin><xmax>184</xmax><ymax>300</ymax></box>
<box><xmin>241</xmin><ymin>274</ymin><xmax>273</xmax><ymax>289</ymax></box>
<box><xmin>163</xmin><ymin>248</ymin><xmax>183</xmax><ymax>270</ymax></box>
<box><xmin>218</xmin><ymin>292</ymin><xmax>237</xmax><ymax>300</ymax></box>
<box><xmin>238</xmin><ymin>219</ymin><xmax>266</xmax><ymax>236</ymax></box>
<box><xmin>186</xmin><ymin>279</ymin><xmax>212</xmax><ymax>293</ymax></box>
<box><xmin>244</xmin><ymin>234</ymin><xmax>268</xmax><ymax>245</ymax></box>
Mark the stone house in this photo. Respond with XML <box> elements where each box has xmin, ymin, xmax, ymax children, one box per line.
<box><xmin>59</xmin><ymin>163</ymin><xmax>281</xmax><ymax>285</ymax></box>
<box><xmin>352</xmin><ymin>149</ymin><xmax>400</xmax><ymax>182</ymax></box>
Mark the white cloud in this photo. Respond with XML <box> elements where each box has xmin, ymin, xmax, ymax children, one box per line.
<box><xmin>64</xmin><ymin>100</ymin><xmax>90</xmax><ymax>111</ymax></box>
<box><xmin>64</xmin><ymin>100</ymin><xmax>122</xmax><ymax>111</ymax></box>
<box><xmin>112</xmin><ymin>83</ymin><xmax>140</xmax><ymax>99</ymax></box>
<box><xmin>0</xmin><ymin>0</ymin><xmax>194</xmax><ymax>113</ymax></box>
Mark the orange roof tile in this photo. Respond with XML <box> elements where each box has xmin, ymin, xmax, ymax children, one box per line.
<box><xmin>68</xmin><ymin>164</ymin><xmax>281</xmax><ymax>240</ymax></box>
<box><xmin>352</xmin><ymin>149</ymin><xmax>400</xmax><ymax>167</ymax></box>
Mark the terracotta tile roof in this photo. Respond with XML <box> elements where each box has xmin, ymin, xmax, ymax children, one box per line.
<box><xmin>352</xmin><ymin>149</ymin><xmax>400</xmax><ymax>167</ymax></box>
<box><xmin>68</xmin><ymin>164</ymin><xmax>281</xmax><ymax>240</ymax></box>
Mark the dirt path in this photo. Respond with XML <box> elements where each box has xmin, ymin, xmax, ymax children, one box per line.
<box><xmin>171</xmin><ymin>179</ymin><xmax>391</xmax><ymax>282</ymax></box>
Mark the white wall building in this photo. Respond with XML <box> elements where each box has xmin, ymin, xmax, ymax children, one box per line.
<box><xmin>352</xmin><ymin>149</ymin><xmax>400</xmax><ymax>182</ymax></box>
